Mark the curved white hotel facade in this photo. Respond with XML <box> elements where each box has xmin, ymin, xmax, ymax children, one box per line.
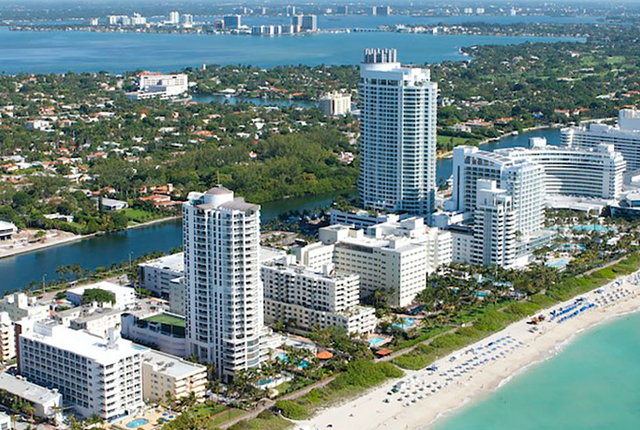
<box><xmin>561</xmin><ymin>109</ymin><xmax>640</xmax><ymax>171</ymax></box>
<box><xmin>497</xmin><ymin>138</ymin><xmax>625</xmax><ymax>199</ymax></box>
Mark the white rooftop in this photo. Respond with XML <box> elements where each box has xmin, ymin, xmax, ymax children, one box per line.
<box><xmin>142</xmin><ymin>350</ymin><xmax>205</xmax><ymax>379</ymax></box>
<box><xmin>139</xmin><ymin>252</ymin><xmax>184</xmax><ymax>272</ymax></box>
<box><xmin>0</xmin><ymin>372</ymin><xmax>61</xmax><ymax>405</ymax></box>
<box><xmin>67</xmin><ymin>281</ymin><xmax>134</xmax><ymax>297</ymax></box>
<box><xmin>22</xmin><ymin>321</ymin><xmax>143</xmax><ymax>365</ymax></box>
<box><xmin>260</xmin><ymin>246</ymin><xmax>287</xmax><ymax>263</ymax></box>
<box><xmin>544</xmin><ymin>195</ymin><xmax>612</xmax><ymax>213</ymax></box>
<box><xmin>625</xmin><ymin>190</ymin><xmax>640</xmax><ymax>202</ymax></box>
<box><xmin>339</xmin><ymin>234</ymin><xmax>421</xmax><ymax>253</ymax></box>
<box><xmin>0</xmin><ymin>220</ymin><xmax>16</xmax><ymax>230</ymax></box>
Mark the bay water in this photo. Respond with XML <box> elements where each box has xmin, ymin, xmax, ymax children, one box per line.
<box><xmin>0</xmin><ymin>26</ymin><xmax>581</xmax><ymax>74</ymax></box>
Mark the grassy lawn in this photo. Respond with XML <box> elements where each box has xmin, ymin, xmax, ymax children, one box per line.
<box><xmin>437</xmin><ymin>134</ymin><xmax>482</xmax><ymax>149</ymax></box>
<box><xmin>606</xmin><ymin>56</ymin><xmax>626</xmax><ymax>64</ymax></box>
<box><xmin>163</xmin><ymin>403</ymin><xmax>250</xmax><ymax>430</ymax></box>
<box><xmin>579</xmin><ymin>55</ymin><xmax>596</xmax><ymax>66</ymax></box>
<box><xmin>278</xmin><ymin>360</ymin><xmax>403</xmax><ymax>420</ymax></box>
<box><xmin>392</xmin><ymin>325</ymin><xmax>457</xmax><ymax>351</ymax></box>
<box><xmin>275</xmin><ymin>381</ymin><xmax>292</xmax><ymax>396</ymax></box>
<box><xmin>143</xmin><ymin>313</ymin><xmax>186</xmax><ymax>327</ymax></box>
<box><xmin>209</xmin><ymin>408</ymin><xmax>246</xmax><ymax>426</ymax></box>
<box><xmin>191</xmin><ymin>403</ymin><xmax>228</xmax><ymax>416</ymax></box>
<box><xmin>123</xmin><ymin>208</ymin><xmax>161</xmax><ymax>224</ymax></box>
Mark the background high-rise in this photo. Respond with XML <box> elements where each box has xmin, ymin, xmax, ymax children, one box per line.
<box><xmin>358</xmin><ymin>48</ymin><xmax>438</xmax><ymax>216</ymax></box>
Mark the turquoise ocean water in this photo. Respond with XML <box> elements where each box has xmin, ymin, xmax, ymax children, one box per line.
<box><xmin>432</xmin><ymin>311</ymin><xmax>640</xmax><ymax>430</ymax></box>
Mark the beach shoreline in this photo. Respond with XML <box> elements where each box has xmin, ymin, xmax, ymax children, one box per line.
<box><xmin>297</xmin><ymin>272</ymin><xmax>640</xmax><ymax>430</ymax></box>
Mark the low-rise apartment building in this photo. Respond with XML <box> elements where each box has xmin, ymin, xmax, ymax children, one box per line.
<box><xmin>66</xmin><ymin>281</ymin><xmax>136</xmax><ymax>310</ymax></box>
<box><xmin>138</xmin><ymin>253</ymin><xmax>184</xmax><ymax>298</ymax></box>
<box><xmin>0</xmin><ymin>293</ymin><xmax>49</xmax><ymax>322</ymax></box>
<box><xmin>0</xmin><ymin>373</ymin><xmax>62</xmax><ymax>422</ymax></box>
<box><xmin>69</xmin><ymin>308</ymin><xmax>122</xmax><ymax>339</ymax></box>
<box><xmin>261</xmin><ymin>256</ymin><xmax>376</xmax><ymax>334</ymax></box>
<box><xmin>142</xmin><ymin>350</ymin><xmax>207</xmax><ymax>403</ymax></box>
<box><xmin>318</xmin><ymin>92</ymin><xmax>351</xmax><ymax>116</ymax></box>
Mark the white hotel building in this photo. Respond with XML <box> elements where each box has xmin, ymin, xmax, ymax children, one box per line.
<box><xmin>359</xmin><ymin>48</ymin><xmax>438</xmax><ymax>215</ymax></box>
<box><xmin>318</xmin><ymin>217</ymin><xmax>451</xmax><ymax>307</ymax></box>
<box><xmin>261</xmin><ymin>256</ymin><xmax>376</xmax><ymax>334</ymax></box>
<box><xmin>451</xmin><ymin>146</ymin><xmax>545</xmax><ymax>238</ymax></box>
<box><xmin>128</xmin><ymin>72</ymin><xmax>189</xmax><ymax>100</ymax></box>
<box><xmin>448</xmin><ymin>137</ymin><xmax>626</xmax><ymax>267</ymax></box>
<box><xmin>562</xmin><ymin>109</ymin><xmax>640</xmax><ymax>171</ymax></box>
<box><xmin>500</xmin><ymin>138</ymin><xmax>625</xmax><ymax>200</ymax></box>
<box><xmin>183</xmin><ymin>186</ymin><xmax>264</xmax><ymax>382</ymax></box>
<box><xmin>19</xmin><ymin>321</ymin><xmax>143</xmax><ymax>420</ymax></box>
<box><xmin>472</xmin><ymin>180</ymin><xmax>516</xmax><ymax>267</ymax></box>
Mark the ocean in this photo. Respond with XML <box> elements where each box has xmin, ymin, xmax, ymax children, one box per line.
<box><xmin>431</xmin><ymin>310</ymin><xmax>640</xmax><ymax>430</ymax></box>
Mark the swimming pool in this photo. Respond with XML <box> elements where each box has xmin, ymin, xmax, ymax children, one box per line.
<box><xmin>392</xmin><ymin>318</ymin><xmax>416</xmax><ymax>330</ymax></box>
<box><xmin>573</xmin><ymin>225</ymin><xmax>611</xmax><ymax>232</ymax></box>
<box><xmin>547</xmin><ymin>259</ymin><xmax>570</xmax><ymax>269</ymax></box>
<box><xmin>559</xmin><ymin>243</ymin><xmax>585</xmax><ymax>251</ymax></box>
<box><xmin>368</xmin><ymin>336</ymin><xmax>386</xmax><ymax>347</ymax></box>
<box><xmin>126</xmin><ymin>418</ymin><xmax>149</xmax><ymax>428</ymax></box>
<box><xmin>276</xmin><ymin>353</ymin><xmax>309</xmax><ymax>368</ymax></box>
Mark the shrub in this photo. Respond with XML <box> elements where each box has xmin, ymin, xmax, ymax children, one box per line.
<box><xmin>275</xmin><ymin>400</ymin><xmax>310</xmax><ymax>420</ymax></box>
<box><xmin>329</xmin><ymin>359</ymin><xmax>403</xmax><ymax>391</ymax></box>
<box><xmin>82</xmin><ymin>288</ymin><xmax>116</xmax><ymax>305</ymax></box>
<box><xmin>257</xmin><ymin>410</ymin><xmax>275</xmax><ymax>420</ymax></box>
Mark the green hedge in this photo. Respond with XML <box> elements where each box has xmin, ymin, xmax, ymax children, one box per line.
<box><xmin>228</xmin><ymin>409</ymin><xmax>292</xmax><ymax>430</ymax></box>
<box><xmin>286</xmin><ymin>359</ymin><xmax>404</xmax><ymax>417</ymax></box>
<box><xmin>274</xmin><ymin>400</ymin><xmax>310</xmax><ymax>420</ymax></box>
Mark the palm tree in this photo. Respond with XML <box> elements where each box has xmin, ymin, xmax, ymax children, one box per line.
<box><xmin>71</xmin><ymin>263</ymin><xmax>84</xmax><ymax>279</ymax></box>
<box><xmin>22</xmin><ymin>403</ymin><xmax>35</xmax><ymax>421</ymax></box>
<box><xmin>178</xmin><ymin>392</ymin><xmax>198</xmax><ymax>410</ymax></box>
<box><xmin>164</xmin><ymin>390</ymin><xmax>176</xmax><ymax>409</ymax></box>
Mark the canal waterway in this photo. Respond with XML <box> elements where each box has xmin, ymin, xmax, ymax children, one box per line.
<box><xmin>0</xmin><ymin>128</ymin><xmax>561</xmax><ymax>293</ymax></box>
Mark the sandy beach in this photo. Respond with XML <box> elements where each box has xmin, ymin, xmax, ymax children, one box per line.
<box><xmin>296</xmin><ymin>271</ymin><xmax>640</xmax><ymax>430</ymax></box>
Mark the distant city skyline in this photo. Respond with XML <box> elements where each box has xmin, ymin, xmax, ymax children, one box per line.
<box><xmin>1</xmin><ymin>0</ymin><xmax>638</xmax><ymax>4</ymax></box>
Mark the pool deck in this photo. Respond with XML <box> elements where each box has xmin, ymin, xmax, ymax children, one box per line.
<box><xmin>110</xmin><ymin>409</ymin><xmax>176</xmax><ymax>430</ymax></box>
